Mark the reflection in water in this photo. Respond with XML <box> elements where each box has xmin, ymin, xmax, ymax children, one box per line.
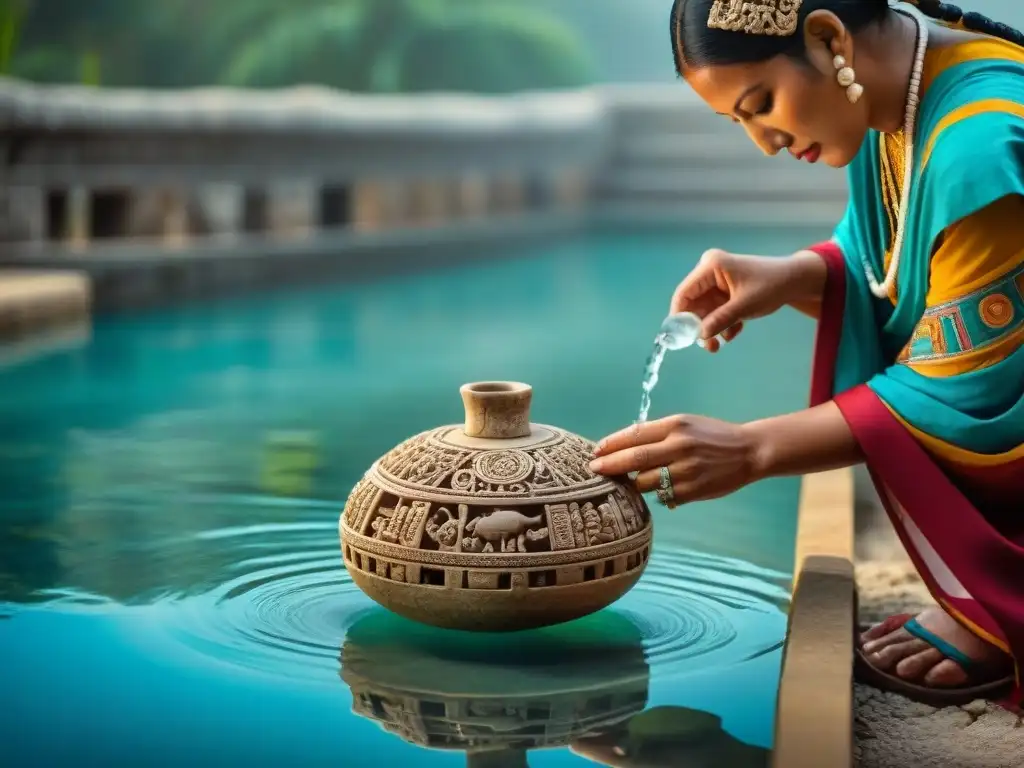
<box><xmin>339</xmin><ymin>611</ymin><xmax>769</xmax><ymax>768</ymax></box>
<box><xmin>571</xmin><ymin>707</ymin><xmax>769</xmax><ymax>768</ymax></box>
<box><xmin>339</xmin><ymin>611</ymin><xmax>649</xmax><ymax>766</ymax></box>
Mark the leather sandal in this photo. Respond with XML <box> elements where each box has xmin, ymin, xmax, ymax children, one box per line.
<box><xmin>855</xmin><ymin>615</ymin><xmax>1015</xmax><ymax>708</ymax></box>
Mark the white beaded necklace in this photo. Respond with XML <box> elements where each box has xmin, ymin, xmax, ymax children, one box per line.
<box><xmin>863</xmin><ymin>6</ymin><xmax>930</xmax><ymax>299</ymax></box>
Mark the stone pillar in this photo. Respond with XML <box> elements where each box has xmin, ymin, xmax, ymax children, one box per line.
<box><xmin>351</xmin><ymin>180</ymin><xmax>413</xmax><ymax>231</ymax></box>
<box><xmin>390</xmin><ymin>182</ymin><xmax>415</xmax><ymax>226</ymax></box>
<box><xmin>373</xmin><ymin>181</ymin><xmax>410</xmax><ymax>227</ymax></box>
<box><xmin>351</xmin><ymin>180</ymin><xmax>382</xmax><ymax>231</ymax></box>
<box><xmin>525</xmin><ymin>176</ymin><xmax>551</xmax><ymax>210</ymax></box>
<box><xmin>455</xmin><ymin>175</ymin><xmax>489</xmax><ymax>219</ymax></box>
<box><xmin>163</xmin><ymin>188</ymin><xmax>191</xmax><ymax>247</ymax></box>
<box><xmin>0</xmin><ymin>187</ymin><xmax>45</xmax><ymax>243</ymax></box>
<box><xmin>554</xmin><ymin>170</ymin><xmax>590</xmax><ymax>209</ymax></box>
<box><xmin>491</xmin><ymin>176</ymin><xmax>525</xmax><ymax>215</ymax></box>
<box><xmin>67</xmin><ymin>186</ymin><xmax>91</xmax><ymax>249</ymax></box>
<box><xmin>267</xmin><ymin>181</ymin><xmax>315</xmax><ymax>238</ymax></box>
<box><xmin>407</xmin><ymin>180</ymin><xmax>449</xmax><ymax>226</ymax></box>
<box><xmin>443</xmin><ymin>179</ymin><xmax>463</xmax><ymax>220</ymax></box>
<box><xmin>194</xmin><ymin>183</ymin><xmax>239</xmax><ymax>237</ymax></box>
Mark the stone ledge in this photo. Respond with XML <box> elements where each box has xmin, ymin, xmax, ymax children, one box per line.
<box><xmin>1</xmin><ymin>212</ymin><xmax>585</xmax><ymax>311</ymax></box>
<box><xmin>0</xmin><ymin>76</ymin><xmax>607</xmax><ymax>135</ymax></box>
<box><xmin>0</xmin><ymin>270</ymin><xmax>92</xmax><ymax>341</ymax></box>
<box><xmin>773</xmin><ymin>468</ymin><xmax>856</xmax><ymax>768</ymax></box>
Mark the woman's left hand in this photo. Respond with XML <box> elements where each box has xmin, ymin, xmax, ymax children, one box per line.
<box><xmin>588</xmin><ymin>415</ymin><xmax>765</xmax><ymax>507</ymax></box>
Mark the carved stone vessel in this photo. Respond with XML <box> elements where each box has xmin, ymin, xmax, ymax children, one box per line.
<box><xmin>339</xmin><ymin>381</ymin><xmax>652</xmax><ymax>631</ymax></box>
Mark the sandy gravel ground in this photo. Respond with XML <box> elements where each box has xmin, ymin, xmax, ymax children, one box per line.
<box><xmin>855</xmin><ymin>561</ymin><xmax>1023</xmax><ymax>768</ymax></box>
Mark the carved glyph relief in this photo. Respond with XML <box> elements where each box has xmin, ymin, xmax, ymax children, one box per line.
<box><xmin>370</xmin><ymin>498</ymin><xmax>431</xmax><ymax>548</ymax></box>
<box><xmin>343</xmin><ymin>479</ymin><xmax>382</xmax><ymax>534</ymax></box>
<box><xmin>473</xmin><ymin>449</ymin><xmax>534</xmax><ymax>484</ymax></box>
<box><xmin>349</xmin><ymin>485</ymin><xmax>648</xmax><ymax>558</ymax></box>
<box><xmin>374</xmin><ymin>429</ymin><xmax>604</xmax><ymax>498</ymax></box>
<box><xmin>376</xmin><ymin>436</ymin><xmax>473</xmax><ymax>489</ymax></box>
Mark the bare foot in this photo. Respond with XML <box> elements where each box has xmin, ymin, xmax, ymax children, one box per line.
<box><xmin>860</xmin><ymin>606</ymin><xmax>1012</xmax><ymax>687</ymax></box>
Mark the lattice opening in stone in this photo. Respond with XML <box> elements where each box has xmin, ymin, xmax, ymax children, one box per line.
<box><xmin>420</xmin><ymin>567</ymin><xmax>445</xmax><ymax>586</ymax></box>
<box><xmin>529</xmin><ymin>569</ymin><xmax>556</xmax><ymax>587</ymax></box>
<box><xmin>420</xmin><ymin>700</ymin><xmax>445</xmax><ymax>718</ymax></box>
<box><xmin>526</xmin><ymin>705</ymin><xmax>550</xmax><ymax>721</ymax></box>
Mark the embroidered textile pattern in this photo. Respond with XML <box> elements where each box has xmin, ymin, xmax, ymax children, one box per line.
<box><xmin>707</xmin><ymin>0</ymin><xmax>802</xmax><ymax>36</ymax></box>
<box><xmin>897</xmin><ymin>263</ymin><xmax>1024</xmax><ymax>365</ymax></box>
<box><xmin>979</xmin><ymin>294</ymin><xmax>1015</xmax><ymax>328</ymax></box>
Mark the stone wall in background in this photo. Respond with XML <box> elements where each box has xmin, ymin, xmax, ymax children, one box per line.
<box><xmin>0</xmin><ymin>78</ymin><xmax>848</xmax><ymax>308</ymax></box>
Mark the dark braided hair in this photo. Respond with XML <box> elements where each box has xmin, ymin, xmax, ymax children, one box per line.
<box><xmin>671</xmin><ymin>0</ymin><xmax>1024</xmax><ymax>72</ymax></box>
<box><xmin>914</xmin><ymin>0</ymin><xmax>1024</xmax><ymax>46</ymax></box>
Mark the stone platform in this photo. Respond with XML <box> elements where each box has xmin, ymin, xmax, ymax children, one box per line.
<box><xmin>0</xmin><ymin>270</ymin><xmax>91</xmax><ymax>341</ymax></box>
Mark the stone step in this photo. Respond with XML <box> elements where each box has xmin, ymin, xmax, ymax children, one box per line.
<box><xmin>598</xmin><ymin>167</ymin><xmax>849</xmax><ymax>198</ymax></box>
<box><xmin>610</xmin><ymin>134</ymin><xmax>805</xmax><ymax>167</ymax></box>
<box><xmin>594</xmin><ymin>198</ymin><xmax>847</xmax><ymax>228</ymax></box>
<box><xmin>0</xmin><ymin>270</ymin><xmax>92</xmax><ymax>340</ymax></box>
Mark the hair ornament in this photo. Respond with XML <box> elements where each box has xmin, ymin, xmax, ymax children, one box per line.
<box><xmin>707</xmin><ymin>0</ymin><xmax>804</xmax><ymax>36</ymax></box>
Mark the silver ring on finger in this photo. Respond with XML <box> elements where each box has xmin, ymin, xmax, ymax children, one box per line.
<box><xmin>656</xmin><ymin>486</ymin><xmax>675</xmax><ymax>506</ymax></box>
<box><xmin>658</xmin><ymin>465</ymin><xmax>673</xmax><ymax>492</ymax></box>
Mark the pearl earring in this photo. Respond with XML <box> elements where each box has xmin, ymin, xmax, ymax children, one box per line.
<box><xmin>833</xmin><ymin>55</ymin><xmax>864</xmax><ymax>104</ymax></box>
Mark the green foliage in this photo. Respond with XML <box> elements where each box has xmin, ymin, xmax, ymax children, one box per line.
<box><xmin>392</xmin><ymin>5</ymin><xmax>594</xmax><ymax>94</ymax></box>
<box><xmin>0</xmin><ymin>0</ymin><xmax>27</xmax><ymax>74</ymax></box>
<box><xmin>220</xmin><ymin>4</ymin><xmax>365</xmax><ymax>90</ymax></box>
<box><xmin>4</xmin><ymin>0</ymin><xmax>596</xmax><ymax>94</ymax></box>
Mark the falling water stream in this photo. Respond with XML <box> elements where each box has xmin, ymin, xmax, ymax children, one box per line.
<box><xmin>637</xmin><ymin>312</ymin><xmax>703</xmax><ymax>424</ymax></box>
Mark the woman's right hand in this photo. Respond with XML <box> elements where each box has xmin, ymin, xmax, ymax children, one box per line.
<box><xmin>671</xmin><ymin>248</ymin><xmax>823</xmax><ymax>353</ymax></box>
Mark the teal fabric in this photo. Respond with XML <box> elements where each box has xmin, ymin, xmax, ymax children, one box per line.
<box><xmin>831</xmin><ymin>55</ymin><xmax>1024</xmax><ymax>455</ymax></box>
<box><xmin>903</xmin><ymin>618</ymin><xmax>977</xmax><ymax>669</ymax></box>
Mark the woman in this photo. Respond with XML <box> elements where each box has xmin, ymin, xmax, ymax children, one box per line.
<box><xmin>589</xmin><ymin>0</ymin><xmax>1024</xmax><ymax>708</ymax></box>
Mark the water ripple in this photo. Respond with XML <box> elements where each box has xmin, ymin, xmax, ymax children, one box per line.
<box><xmin>159</xmin><ymin>522</ymin><xmax>789</xmax><ymax>684</ymax></box>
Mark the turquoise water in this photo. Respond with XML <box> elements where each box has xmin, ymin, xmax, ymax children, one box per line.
<box><xmin>0</xmin><ymin>229</ymin><xmax>822</xmax><ymax>767</ymax></box>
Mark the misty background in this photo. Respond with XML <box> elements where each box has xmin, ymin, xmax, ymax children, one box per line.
<box><xmin>4</xmin><ymin>0</ymin><xmax>1022</xmax><ymax>94</ymax></box>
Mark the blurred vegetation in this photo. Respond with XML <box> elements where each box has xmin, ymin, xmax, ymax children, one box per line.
<box><xmin>0</xmin><ymin>0</ymin><xmax>597</xmax><ymax>93</ymax></box>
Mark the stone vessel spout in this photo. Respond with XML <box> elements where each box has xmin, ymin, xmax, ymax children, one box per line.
<box><xmin>339</xmin><ymin>381</ymin><xmax>653</xmax><ymax>631</ymax></box>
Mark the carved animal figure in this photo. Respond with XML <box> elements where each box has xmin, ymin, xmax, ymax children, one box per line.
<box><xmin>464</xmin><ymin>509</ymin><xmax>549</xmax><ymax>553</ymax></box>
<box><xmin>466</xmin><ymin>509</ymin><xmax>540</xmax><ymax>538</ymax></box>
<box><xmin>425</xmin><ymin>507</ymin><xmax>460</xmax><ymax>550</ymax></box>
